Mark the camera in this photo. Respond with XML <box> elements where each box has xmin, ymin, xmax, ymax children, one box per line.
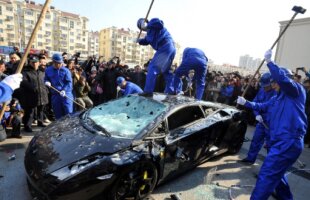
<box><xmin>296</xmin><ymin>67</ymin><xmax>304</xmax><ymax>71</ymax></box>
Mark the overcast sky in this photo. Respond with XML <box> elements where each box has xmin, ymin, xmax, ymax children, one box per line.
<box><xmin>35</xmin><ymin>0</ymin><xmax>310</xmax><ymax>66</ymax></box>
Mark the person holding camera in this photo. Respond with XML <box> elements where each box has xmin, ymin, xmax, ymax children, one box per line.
<box><xmin>2</xmin><ymin>98</ymin><xmax>23</xmax><ymax>138</ymax></box>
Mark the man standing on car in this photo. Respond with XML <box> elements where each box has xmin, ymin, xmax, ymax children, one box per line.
<box><xmin>237</xmin><ymin>50</ymin><xmax>307</xmax><ymax>200</ymax></box>
<box><xmin>44</xmin><ymin>53</ymin><xmax>73</xmax><ymax>119</ymax></box>
<box><xmin>173</xmin><ymin>48</ymin><xmax>208</xmax><ymax>100</ymax></box>
<box><xmin>136</xmin><ymin>18</ymin><xmax>176</xmax><ymax>96</ymax></box>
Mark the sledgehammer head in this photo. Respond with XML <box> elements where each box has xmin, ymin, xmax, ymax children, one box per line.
<box><xmin>292</xmin><ymin>6</ymin><xmax>306</xmax><ymax>14</ymax></box>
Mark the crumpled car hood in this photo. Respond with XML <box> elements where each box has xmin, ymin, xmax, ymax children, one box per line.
<box><xmin>27</xmin><ymin>115</ymin><xmax>132</xmax><ymax>174</ymax></box>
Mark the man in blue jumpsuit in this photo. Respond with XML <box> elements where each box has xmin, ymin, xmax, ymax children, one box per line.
<box><xmin>0</xmin><ymin>74</ymin><xmax>23</xmax><ymax>103</ymax></box>
<box><xmin>44</xmin><ymin>54</ymin><xmax>73</xmax><ymax>119</ymax></box>
<box><xmin>237</xmin><ymin>49</ymin><xmax>307</xmax><ymax>200</ymax></box>
<box><xmin>136</xmin><ymin>18</ymin><xmax>176</xmax><ymax>96</ymax></box>
<box><xmin>116</xmin><ymin>76</ymin><xmax>143</xmax><ymax>96</ymax></box>
<box><xmin>240</xmin><ymin>72</ymin><xmax>276</xmax><ymax>164</ymax></box>
<box><xmin>174</xmin><ymin>48</ymin><xmax>208</xmax><ymax>100</ymax></box>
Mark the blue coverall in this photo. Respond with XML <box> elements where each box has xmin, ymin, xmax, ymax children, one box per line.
<box><xmin>246</xmin><ymin>88</ymin><xmax>276</xmax><ymax>162</ymax></box>
<box><xmin>120</xmin><ymin>81</ymin><xmax>143</xmax><ymax>96</ymax></box>
<box><xmin>245</xmin><ymin>62</ymin><xmax>307</xmax><ymax>200</ymax></box>
<box><xmin>174</xmin><ymin>48</ymin><xmax>208</xmax><ymax>100</ymax></box>
<box><xmin>138</xmin><ymin>18</ymin><xmax>176</xmax><ymax>94</ymax></box>
<box><xmin>44</xmin><ymin>66</ymin><xmax>73</xmax><ymax>119</ymax></box>
<box><xmin>0</xmin><ymin>82</ymin><xmax>13</xmax><ymax>103</ymax></box>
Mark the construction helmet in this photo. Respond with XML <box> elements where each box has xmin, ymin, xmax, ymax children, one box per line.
<box><xmin>137</xmin><ymin>18</ymin><xmax>148</xmax><ymax>31</ymax></box>
<box><xmin>116</xmin><ymin>76</ymin><xmax>125</xmax><ymax>86</ymax></box>
<box><xmin>260</xmin><ymin>72</ymin><xmax>271</xmax><ymax>87</ymax></box>
<box><xmin>52</xmin><ymin>53</ymin><xmax>63</xmax><ymax>63</ymax></box>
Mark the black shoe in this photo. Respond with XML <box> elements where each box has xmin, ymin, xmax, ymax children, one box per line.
<box><xmin>239</xmin><ymin>158</ymin><xmax>255</xmax><ymax>165</ymax></box>
<box><xmin>11</xmin><ymin>135</ymin><xmax>22</xmax><ymax>139</ymax></box>
<box><xmin>139</xmin><ymin>92</ymin><xmax>153</xmax><ymax>97</ymax></box>
<box><xmin>24</xmin><ymin>127</ymin><xmax>33</xmax><ymax>132</ymax></box>
<box><xmin>38</xmin><ymin>123</ymin><xmax>47</xmax><ymax>127</ymax></box>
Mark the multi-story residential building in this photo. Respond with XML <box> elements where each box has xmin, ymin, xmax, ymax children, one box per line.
<box><xmin>99</xmin><ymin>27</ymin><xmax>182</xmax><ymax>67</ymax></box>
<box><xmin>88</xmin><ymin>31</ymin><xmax>99</xmax><ymax>57</ymax></box>
<box><xmin>239</xmin><ymin>54</ymin><xmax>263</xmax><ymax>69</ymax></box>
<box><xmin>0</xmin><ymin>0</ymin><xmax>89</xmax><ymax>57</ymax></box>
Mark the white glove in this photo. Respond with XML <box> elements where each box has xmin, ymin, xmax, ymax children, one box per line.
<box><xmin>117</xmin><ymin>86</ymin><xmax>121</xmax><ymax>92</ymax></box>
<box><xmin>177</xmin><ymin>91</ymin><xmax>184</xmax><ymax>95</ymax></box>
<box><xmin>264</xmin><ymin>49</ymin><xmax>272</xmax><ymax>63</ymax></box>
<box><xmin>45</xmin><ymin>81</ymin><xmax>51</xmax><ymax>87</ymax></box>
<box><xmin>2</xmin><ymin>73</ymin><xmax>23</xmax><ymax>91</ymax></box>
<box><xmin>236</xmin><ymin>96</ymin><xmax>247</xmax><ymax>105</ymax></box>
<box><xmin>255</xmin><ymin>115</ymin><xmax>264</xmax><ymax>123</ymax></box>
<box><xmin>60</xmin><ymin>90</ymin><xmax>66</xmax><ymax>97</ymax></box>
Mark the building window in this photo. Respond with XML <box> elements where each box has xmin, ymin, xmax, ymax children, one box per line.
<box><xmin>0</xmin><ymin>19</ymin><xmax>2</xmax><ymax>24</ymax></box>
<box><xmin>70</xmin><ymin>39</ymin><xmax>74</xmax><ymax>43</ymax></box>
<box><xmin>38</xmin><ymin>34</ymin><xmax>43</xmax><ymax>38</ymax></box>
<box><xmin>25</xmin><ymin>19</ymin><xmax>34</xmax><ymax>25</ymax></box>
<box><xmin>6</xmin><ymin>6</ymin><xmax>13</xmax><ymax>12</ymax></box>
<box><xmin>38</xmin><ymin>42</ymin><xmax>43</xmax><ymax>46</ymax></box>
<box><xmin>0</xmin><ymin>28</ymin><xmax>3</xmax><ymax>33</ymax></box>
<box><xmin>0</xmin><ymin>6</ymin><xmax>2</xmax><ymax>15</ymax></box>
<box><xmin>70</xmin><ymin>46</ymin><xmax>74</xmax><ymax>50</ymax></box>
<box><xmin>0</xmin><ymin>37</ymin><xmax>4</xmax><ymax>42</ymax></box>
<box><xmin>123</xmin><ymin>37</ymin><xmax>127</xmax><ymax>42</ymax></box>
<box><xmin>82</xmin><ymin>38</ymin><xmax>85</xmax><ymax>42</ymax></box>
<box><xmin>6</xmin><ymin>25</ymin><xmax>14</xmax><ymax>30</ymax></box>
<box><xmin>45</xmin><ymin>14</ymin><xmax>51</xmax><ymax>19</ymax></box>
<box><xmin>70</xmin><ymin>32</ymin><xmax>74</xmax><ymax>36</ymax></box>
<box><xmin>70</xmin><ymin>21</ymin><xmax>74</xmax><ymax>29</ymax></box>
<box><xmin>25</xmin><ymin>10</ymin><xmax>33</xmax><ymax>16</ymax></box>
<box><xmin>45</xmin><ymin>23</ymin><xmax>51</xmax><ymax>28</ymax></box>
<box><xmin>61</xmin><ymin>18</ymin><xmax>67</xmax><ymax>23</ymax></box>
<box><xmin>6</xmin><ymin>16</ymin><xmax>13</xmax><ymax>21</ymax></box>
<box><xmin>45</xmin><ymin>31</ymin><xmax>51</xmax><ymax>36</ymax></box>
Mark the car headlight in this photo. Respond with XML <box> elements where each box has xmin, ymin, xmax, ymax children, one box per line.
<box><xmin>51</xmin><ymin>155</ymin><xmax>102</xmax><ymax>181</ymax></box>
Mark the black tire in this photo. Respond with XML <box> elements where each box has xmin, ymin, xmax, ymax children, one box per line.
<box><xmin>228</xmin><ymin>122</ymin><xmax>247</xmax><ymax>154</ymax></box>
<box><xmin>109</xmin><ymin>161</ymin><xmax>158</xmax><ymax>200</ymax></box>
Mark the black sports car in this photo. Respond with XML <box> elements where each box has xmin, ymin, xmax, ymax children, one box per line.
<box><xmin>25</xmin><ymin>93</ymin><xmax>247</xmax><ymax>200</ymax></box>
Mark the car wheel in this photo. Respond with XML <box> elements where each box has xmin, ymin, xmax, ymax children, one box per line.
<box><xmin>109</xmin><ymin>161</ymin><xmax>158</xmax><ymax>200</ymax></box>
<box><xmin>228</xmin><ymin>122</ymin><xmax>247</xmax><ymax>154</ymax></box>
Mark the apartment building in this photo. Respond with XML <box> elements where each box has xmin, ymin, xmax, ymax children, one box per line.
<box><xmin>0</xmin><ymin>0</ymin><xmax>90</xmax><ymax>57</ymax></box>
<box><xmin>99</xmin><ymin>27</ymin><xmax>182</xmax><ymax>67</ymax></box>
<box><xmin>88</xmin><ymin>31</ymin><xmax>99</xmax><ymax>57</ymax></box>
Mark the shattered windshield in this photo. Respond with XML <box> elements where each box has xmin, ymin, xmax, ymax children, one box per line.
<box><xmin>88</xmin><ymin>95</ymin><xmax>167</xmax><ymax>139</ymax></box>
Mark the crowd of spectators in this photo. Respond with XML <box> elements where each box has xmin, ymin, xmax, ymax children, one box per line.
<box><xmin>0</xmin><ymin>47</ymin><xmax>310</xmax><ymax>145</ymax></box>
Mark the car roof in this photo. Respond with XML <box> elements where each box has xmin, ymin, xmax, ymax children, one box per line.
<box><xmin>141</xmin><ymin>93</ymin><xmax>228</xmax><ymax>111</ymax></box>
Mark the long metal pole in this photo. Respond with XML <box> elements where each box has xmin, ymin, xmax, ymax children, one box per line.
<box><xmin>137</xmin><ymin>0</ymin><xmax>155</xmax><ymax>40</ymax></box>
<box><xmin>0</xmin><ymin>0</ymin><xmax>52</xmax><ymax>122</ymax></box>
<box><xmin>241</xmin><ymin>12</ymin><xmax>299</xmax><ymax>97</ymax></box>
<box><xmin>48</xmin><ymin>85</ymin><xmax>86</xmax><ymax>109</ymax></box>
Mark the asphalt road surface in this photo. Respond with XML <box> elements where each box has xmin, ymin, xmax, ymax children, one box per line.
<box><xmin>0</xmin><ymin>125</ymin><xmax>309</xmax><ymax>200</ymax></box>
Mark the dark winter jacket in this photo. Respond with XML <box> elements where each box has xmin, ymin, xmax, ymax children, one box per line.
<box><xmin>19</xmin><ymin>66</ymin><xmax>49</xmax><ymax>107</ymax></box>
